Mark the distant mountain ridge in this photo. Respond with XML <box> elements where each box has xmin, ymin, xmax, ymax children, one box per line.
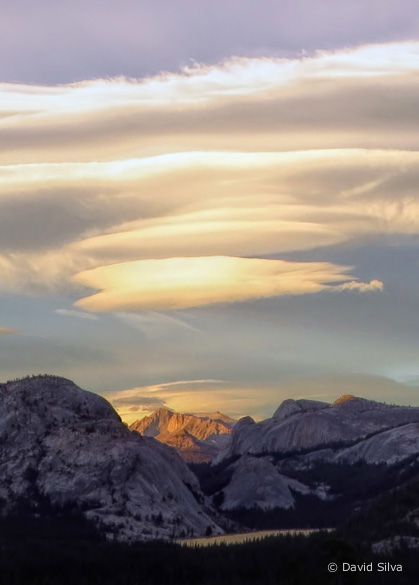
<box><xmin>203</xmin><ymin>395</ymin><xmax>419</xmax><ymax>515</ymax></box>
<box><xmin>215</xmin><ymin>395</ymin><xmax>419</xmax><ymax>463</ymax></box>
<box><xmin>130</xmin><ymin>407</ymin><xmax>236</xmax><ymax>463</ymax></box>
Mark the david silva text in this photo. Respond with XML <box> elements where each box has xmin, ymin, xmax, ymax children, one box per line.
<box><xmin>343</xmin><ymin>563</ymin><xmax>402</xmax><ymax>572</ymax></box>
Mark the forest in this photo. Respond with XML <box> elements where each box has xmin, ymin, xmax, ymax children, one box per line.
<box><xmin>2</xmin><ymin>473</ymin><xmax>419</xmax><ymax>585</ymax></box>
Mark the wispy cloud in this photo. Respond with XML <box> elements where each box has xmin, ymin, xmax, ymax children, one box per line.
<box><xmin>334</xmin><ymin>279</ymin><xmax>384</xmax><ymax>293</ymax></box>
<box><xmin>112</xmin><ymin>395</ymin><xmax>166</xmax><ymax>407</ymax></box>
<box><xmin>148</xmin><ymin>379</ymin><xmax>226</xmax><ymax>391</ymax></box>
<box><xmin>107</xmin><ymin>379</ymin><xmax>226</xmax><ymax>422</ymax></box>
<box><xmin>114</xmin><ymin>311</ymin><xmax>200</xmax><ymax>338</ymax></box>
<box><xmin>106</xmin><ymin>378</ymin><xmax>238</xmax><ymax>423</ymax></box>
<box><xmin>55</xmin><ymin>309</ymin><xmax>99</xmax><ymax>320</ymax></box>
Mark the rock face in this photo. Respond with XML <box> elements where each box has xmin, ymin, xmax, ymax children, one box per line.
<box><xmin>130</xmin><ymin>408</ymin><xmax>236</xmax><ymax>463</ymax></box>
<box><xmin>270</xmin><ymin>422</ymin><xmax>419</xmax><ymax>471</ymax></box>
<box><xmin>206</xmin><ymin>396</ymin><xmax>419</xmax><ymax>514</ymax></box>
<box><xmin>335</xmin><ymin>423</ymin><xmax>419</xmax><ymax>465</ymax></box>
<box><xmin>215</xmin><ymin>396</ymin><xmax>419</xmax><ymax>463</ymax></box>
<box><xmin>218</xmin><ymin>457</ymin><xmax>309</xmax><ymax>511</ymax></box>
<box><xmin>272</xmin><ymin>399</ymin><xmax>328</xmax><ymax>421</ymax></box>
<box><xmin>0</xmin><ymin>376</ymin><xmax>222</xmax><ymax>541</ymax></box>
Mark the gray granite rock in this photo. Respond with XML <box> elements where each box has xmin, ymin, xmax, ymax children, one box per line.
<box><xmin>0</xmin><ymin>376</ymin><xmax>222</xmax><ymax>541</ymax></box>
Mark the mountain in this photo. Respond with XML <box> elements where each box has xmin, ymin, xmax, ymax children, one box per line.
<box><xmin>192</xmin><ymin>395</ymin><xmax>419</xmax><ymax>526</ymax></box>
<box><xmin>130</xmin><ymin>408</ymin><xmax>236</xmax><ymax>463</ymax></box>
<box><xmin>193</xmin><ymin>411</ymin><xmax>237</xmax><ymax>425</ymax></box>
<box><xmin>215</xmin><ymin>395</ymin><xmax>419</xmax><ymax>463</ymax></box>
<box><xmin>0</xmin><ymin>375</ymin><xmax>222</xmax><ymax>541</ymax></box>
<box><xmin>4</xmin><ymin>377</ymin><xmax>419</xmax><ymax>542</ymax></box>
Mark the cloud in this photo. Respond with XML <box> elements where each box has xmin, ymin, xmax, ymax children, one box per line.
<box><xmin>108</xmin><ymin>380</ymin><xmax>213</xmax><ymax>422</ymax></box>
<box><xmin>72</xmin><ymin>255</ymin><xmax>364</xmax><ymax>311</ymax></box>
<box><xmin>2</xmin><ymin>42</ymin><xmax>419</xmax><ymax>166</ymax></box>
<box><xmin>108</xmin><ymin>378</ymin><xmax>225</xmax><ymax>400</ymax></box>
<box><xmin>0</xmin><ymin>326</ymin><xmax>17</xmax><ymax>335</ymax></box>
<box><xmin>1</xmin><ymin>149</ymin><xmax>419</xmax><ymax>297</ymax></box>
<box><xmin>147</xmin><ymin>379</ymin><xmax>226</xmax><ymax>392</ymax></box>
<box><xmin>1</xmin><ymin>43</ymin><xmax>419</xmax><ymax>305</ymax></box>
<box><xmin>334</xmin><ymin>279</ymin><xmax>384</xmax><ymax>293</ymax></box>
<box><xmin>55</xmin><ymin>309</ymin><xmax>99</xmax><ymax>320</ymax></box>
<box><xmin>0</xmin><ymin>249</ymin><xmax>94</xmax><ymax>294</ymax></box>
<box><xmin>112</xmin><ymin>395</ymin><xmax>166</xmax><ymax>407</ymax></box>
<box><xmin>115</xmin><ymin>311</ymin><xmax>200</xmax><ymax>339</ymax></box>
<box><xmin>107</xmin><ymin>370</ymin><xmax>419</xmax><ymax>424</ymax></box>
<box><xmin>106</xmin><ymin>378</ymin><xmax>230</xmax><ymax>423</ymax></box>
<box><xmin>111</xmin><ymin>394</ymin><xmax>167</xmax><ymax>421</ymax></box>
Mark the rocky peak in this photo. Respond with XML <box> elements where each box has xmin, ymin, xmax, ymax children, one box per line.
<box><xmin>192</xmin><ymin>411</ymin><xmax>236</xmax><ymax>426</ymax></box>
<box><xmin>331</xmin><ymin>395</ymin><xmax>386</xmax><ymax>414</ymax></box>
<box><xmin>1</xmin><ymin>375</ymin><xmax>120</xmax><ymax>426</ymax></box>
<box><xmin>154</xmin><ymin>407</ymin><xmax>174</xmax><ymax>417</ymax></box>
<box><xmin>130</xmin><ymin>407</ymin><xmax>236</xmax><ymax>463</ymax></box>
<box><xmin>212</xmin><ymin>416</ymin><xmax>256</xmax><ymax>465</ymax></box>
<box><xmin>232</xmin><ymin>416</ymin><xmax>255</xmax><ymax>432</ymax></box>
<box><xmin>273</xmin><ymin>398</ymin><xmax>328</xmax><ymax>421</ymax></box>
<box><xmin>333</xmin><ymin>394</ymin><xmax>358</xmax><ymax>406</ymax></box>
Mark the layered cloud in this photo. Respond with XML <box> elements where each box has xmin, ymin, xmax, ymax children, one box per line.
<box><xmin>3</xmin><ymin>43</ymin><xmax>419</xmax><ymax>308</ymax></box>
<box><xmin>2</xmin><ymin>42</ymin><xmax>419</xmax><ymax>164</ymax></box>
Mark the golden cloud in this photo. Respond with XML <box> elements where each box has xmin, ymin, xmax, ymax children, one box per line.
<box><xmin>72</xmin><ymin>255</ymin><xmax>362</xmax><ymax>312</ymax></box>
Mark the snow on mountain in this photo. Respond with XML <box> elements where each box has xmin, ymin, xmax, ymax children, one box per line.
<box><xmin>0</xmin><ymin>376</ymin><xmax>222</xmax><ymax>541</ymax></box>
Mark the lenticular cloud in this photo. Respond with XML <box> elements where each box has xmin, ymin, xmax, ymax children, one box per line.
<box><xmin>2</xmin><ymin>42</ymin><xmax>419</xmax><ymax>308</ymax></box>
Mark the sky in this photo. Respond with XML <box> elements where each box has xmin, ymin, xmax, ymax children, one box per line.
<box><xmin>2</xmin><ymin>0</ymin><xmax>419</xmax><ymax>423</ymax></box>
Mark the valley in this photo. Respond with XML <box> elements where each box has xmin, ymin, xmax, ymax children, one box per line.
<box><xmin>2</xmin><ymin>374</ymin><xmax>419</xmax><ymax>583</ymax></box>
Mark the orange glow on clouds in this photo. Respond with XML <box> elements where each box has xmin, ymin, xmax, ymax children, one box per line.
<box><xmin>73</xmin><ymin>255</ymin><xmax>375</xmax><ymax>312</ymax></box>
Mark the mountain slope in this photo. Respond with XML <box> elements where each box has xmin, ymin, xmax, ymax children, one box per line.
<box><xmin>193</xmin><ymin>395</ymin><xmax>419</xmax><ymax>526</ymax></box>
<box><xmin>219</xmin><ymin>456</ymin><xmax>309</xmax><ymax>511</ymax></box>
<box><xmin>215</xmin><ymin>395</ymin><xmax>419</xmax><ymax>463</ymax></box>
<box><xmin>0</xmin><ymin>375</ymin><xmax>221</xmax><ymax>541</ymax></box>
